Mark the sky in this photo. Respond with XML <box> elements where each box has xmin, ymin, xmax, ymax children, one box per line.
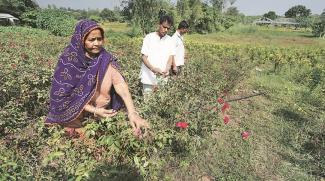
<box><xmin>232</xmin><ymin>0</ymin><xmax>324</xmax><ymax>16</ymax></box>
<box><xmin>35</xmin><ymin>0</ymin><xmax>325</xmax><ymax>16</ymax></box>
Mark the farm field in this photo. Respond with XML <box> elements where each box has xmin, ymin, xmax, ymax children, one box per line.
<box><xmin>0</xmin><ymin>25</ymin><xmax>324</xmax><ymax>180</ymax></box>
<box><xmin>187</xmin><ymin>26</ymin><xmax>325</xmax><ymax>48</ymax></box>
<box><xmin>104</xmin><ymin>22</ymin><xmax>325</xmax><ymax>47</ymax></box>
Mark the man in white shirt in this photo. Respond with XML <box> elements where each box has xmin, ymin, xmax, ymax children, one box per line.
<box><xmin>172</xmin><ymin>20</ymin><xmax>189</xmax><ymax>75</ymax></box>
<box><xmin>140</xmin><ymin>15</ymin><xmax>175</xmax><ymax>97</ymax></box>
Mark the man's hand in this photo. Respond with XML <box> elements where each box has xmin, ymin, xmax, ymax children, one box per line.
<box><xmin>162</xmin><ymin>66</ymin><xmax>172</xmax><ymax>77</ymax></box>
<box><xmin>152</xmin><ymin>67</ymin><xmax>164</xmax><ymax>75</ymax></box>
<box><xmin>172</xmin><ymin>66</ymin><xmax>178</xmax><ymax>75</ymax></box>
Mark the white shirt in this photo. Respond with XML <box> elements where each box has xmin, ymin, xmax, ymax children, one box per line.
<box><xmin>140</xmin><ymin>32</ymin><xmax>175</xmax><ymax>85</ymax></box>
<box><xmin>172</xmin><ymin>30</ymin><xmax>185</xmax><ymax>66</ymax></box>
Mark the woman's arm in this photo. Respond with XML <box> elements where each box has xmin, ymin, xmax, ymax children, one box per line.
<box><xmin>109</xmin><ymin>65</ymin><xmax>149</xmax><ymax>137</ymax></box>
<box><xmin>84</xmin><ymin>104</ymin><xmax>117</xmax><ymax>118</ymax></box>
<box><xmin>114</xmin><ymin>81</ymin><xmax>149</xmax><ymax>138</ymax></box>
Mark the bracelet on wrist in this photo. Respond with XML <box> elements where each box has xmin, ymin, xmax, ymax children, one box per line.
<box><xmin>128</xmin><ymin>111</ymin><xmax>139</xmax><ymax>117</ymax></box>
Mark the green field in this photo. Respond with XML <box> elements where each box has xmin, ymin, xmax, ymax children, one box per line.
<box><xmin>101</xmin><ymin>22</ymin><xmax>131</xmax><ymax>33</ymax></box>
<box><xmin>104</xmin><ymin>22</ymin><xmax>325</xmax><ymax>48</ymax></box>
<box><xmin>0</xmin><ymin>25</ymin><xmax>324</xmax><ymax>180</ymax></box>
<box><xmin>187</xmin><ymin>25</ymin><xmax>325</xmax><ymax>48</ymax></box>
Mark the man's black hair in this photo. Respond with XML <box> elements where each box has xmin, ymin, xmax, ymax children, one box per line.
<box><xmin>178</xmin><ymin>20</ymin><xmax>189</xmax><ymax>29</ymax></box>
<box><xmin>159</xmin><ymin>15</ymin><xmax>173</xmax><ymax>26</ymax></box>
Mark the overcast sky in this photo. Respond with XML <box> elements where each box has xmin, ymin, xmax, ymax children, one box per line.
<box><xmin>35</xmin><ymin>0</ymin><xmax>325</xmax><ymax>16</ymax></box>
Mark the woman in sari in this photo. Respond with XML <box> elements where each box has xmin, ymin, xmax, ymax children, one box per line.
<box><xmin>45</xmin><ymin>20</ymin><xmax>148</xmax><ymax>138</ymax></box>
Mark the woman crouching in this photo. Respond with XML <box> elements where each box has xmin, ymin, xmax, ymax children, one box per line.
<box><xmin>45</xmin><ymin>20</ymin><xmax>148</xmax><ymax>138</ymax></box>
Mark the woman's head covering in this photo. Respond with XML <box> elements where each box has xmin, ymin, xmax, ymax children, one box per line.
<box><xmin>46</xmin><ymin>20</ymin><xmax>123</xmax><ymax>124</ymax></box>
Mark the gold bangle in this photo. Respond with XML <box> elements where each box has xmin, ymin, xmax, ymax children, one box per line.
<box><xmin>129</xmin><ymin>111</ymin><xmax>138</xmax><ymax>116</ymax></box>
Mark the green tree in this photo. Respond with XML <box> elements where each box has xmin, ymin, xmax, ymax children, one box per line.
<box><xmin>21</xmin><ymin>9</ymin><xmax>76</xmax><ymax>36</ymax></box>
<box><xmin>87</xmin><ymin>9</ymin><xmax>101</xmax><ymax>18</ymax></box>
<box><xmin>312</xmin><ymin>9</ymin><xmax>325</xmax><ymax>38</ymax></box>
<box><xmin>47</xmin><ymin>4</ymin><xmax>57</xmax><ymax>9</ymax></box>
<box><xmin>225</xmin><ymin>6</ymin><xmax>239</xmax><ymax>16</ymax></box>
<box><xmin>176</xmin><ymin>0</ymin><xmax>191</xmax><ymax>20</ymax></box>
<box><xmin>285</xmin><ymin>5</ymin><xmax>311</xmax><ymax>18</ymax></box>
<box><xmin>89</xmin><ymin>15</ymin><xmax>102</xmax><ymax>22</ymax></box>
<box><xmin>209</xmin><ymin>0</ymin><xmax>237</xmax><ymax>31</ymax></box>
<box><xmin>296</xmin><ymin>16</ymin><xmax>315</xmax><ymax>29</ymax></box>
<box><xmin>121</xmin><ymin>0</ymin><xmax>173</xmax><ymax>35</ymax></box>
<box><xmin>0</xmin><ymin>0</ymin><xmax>39</xmax><ymax>17</ymax></box>
<box><xmin>263</xmin><ymin>11</ymin><xmax>277</xmax><ymax>20</ymax></box>
<box><xmin>189</xmin><ymin>0</ymin><xmax>204</xmax><ymax>21</ymax></box>
<box><xmin>209</xmin><ymin>0</ymin><xmax>237</xmax><ymax>12</ymax></box>
<box><xmin>100</xmin><ymin>8</ymin><xmax>116</xmax><ymax>21</ymax></box>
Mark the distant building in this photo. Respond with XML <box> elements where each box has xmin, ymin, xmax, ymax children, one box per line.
<box><xmin>253</xmin><ymin>17</ymin><xmax>299</xmax><ymax>27</ymax></box>
<box><xmin>0</xmin><ymin>13</ymin><xmax>20</xmax><ymax>26</ymax></box>
<box><xmin>253</xmin><ymin>17</ymin><xmax>273</xmax><ymax>25</ymax></box>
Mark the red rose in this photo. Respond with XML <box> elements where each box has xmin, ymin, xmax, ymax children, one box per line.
<box><xmin>221</xmin><ymin>102</ymin><xmax>230</xmax><ymax>113</ymax></box>
<box><xmin>223</xmin><ymin>115</ymin><xmax>230</xmax><ymax>124</ymax></box>
<box><xmin>217</xmin><ymin>97</ymin><xmax>224</xmax><ymax>104</ymax></box>
<box><xmin>241</xmin><ymin>131</ymin><xmax>250</xmax><ymax>140</ymax></box>
<box><xmin>176</xmin><ymin>122</ymin><xmax>189</xmax><ymax>129</ymax></box>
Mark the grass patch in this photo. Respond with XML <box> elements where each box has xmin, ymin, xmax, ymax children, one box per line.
<box><xmin>187</xmin><ymin>25</ymin><xmax>325</xmax><ymax>48</ymax></box>
<box><xmin>101</xmin><ymin>21</ymin><xmax>131</xmax><ymax>33</ymax></box>
<box><xmin>245</xmin><ymin>68</ymin><xmax>325</xmax><ymax>180</ymax></box>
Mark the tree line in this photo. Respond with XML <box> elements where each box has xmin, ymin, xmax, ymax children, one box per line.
<box><xmin>0</xmin><ymin>0</ymin><xmax>324</xmax><ymax>37</ymax></box>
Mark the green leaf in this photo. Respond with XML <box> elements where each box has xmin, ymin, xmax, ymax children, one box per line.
<box><xmin>42</xmin><ymin>151</ymin><xmax>64</xmax><ymax>166</ymax></box>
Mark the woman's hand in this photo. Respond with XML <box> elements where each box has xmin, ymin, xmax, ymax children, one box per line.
<box><xmin>95</xmin><ymin>108</ymin><xmax>118</xmax><ymax>118</ymax></box>
<box><xmin>128</xmin><ymin>113</ymin><xmax>149</xmax><ymax>139</ymax></box>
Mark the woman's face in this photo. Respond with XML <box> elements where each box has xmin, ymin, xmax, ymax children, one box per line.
<box><xmin>84</xmin><ymin>29</ymin><xmax>104</xmax><ymax>57</ymax></box>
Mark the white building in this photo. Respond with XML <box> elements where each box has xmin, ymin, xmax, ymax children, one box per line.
<box><xmin>0</xmin><ymin>13</ymin><xmax>20</xmax><ymax>25</ymax></box>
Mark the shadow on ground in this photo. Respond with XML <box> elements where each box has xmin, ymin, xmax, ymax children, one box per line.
<box><xmin>273</xmin><ymin>107</ymin><xmax>324</xmax><ymax>179</ymax></box>
<box><xmin>88</xmin><ymin>164</ymin><xmax>143</xmax><ymax>181</ymax></box>
<box><xmin>273</xmin><ymin>108</ymin><xmax>309</xmax><ymax>127</ymax></box>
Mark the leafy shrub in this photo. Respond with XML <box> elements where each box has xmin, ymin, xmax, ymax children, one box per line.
<box><xmin>89</xmin><ymin>15</ymin><xmax>102</xmax><ymax>23</ymax></box>
<box><xmin>312</xmin><ymin>21</ymin><xmax>325</xmax><ymax>37</ymax></box>
<box><xmin>21</xmin><ymin>9</ymin><xmax>76</xmax><ymax>36</ymax></box>
<box><xmin>20</xmin><ymin>10</ymin><xmax>38</xmax><ymax>28</ymax></box>
<box><xmin>126</xmin><ymin>23</ymin><xmax>143</xmax><ymax>37</ymax></box>
<box><xmin>0</xmin><ymin>26</ymin><xmax>67</xmax><ymax>136</ymax></box>
<box><xmin>312</xmin><ymin>12</ymin><xmax>325</xmax><ymax>37</ymax></box>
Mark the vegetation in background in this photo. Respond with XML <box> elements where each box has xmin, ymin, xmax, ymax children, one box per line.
<box><xmin>4</xmin><ymin>0</ymin><xmax>322</xmax><ymax>37</ymax></box>
<box><xmin>263</xmin><ymin>11</ymin><xmax>277</xmax><ymax>20</ymax></box>
<box><xmin>312</xmin><ymin>10</ymin><xmax>325</xmax><ymax>38</ymax></box>
<box><xmin>121</xmin><ymin>0</ymin><xmax>177</xmax><ymax>35</ymax></box>
<box><xmin>187</xmin><ymin>24</ymin><xmax>325</xmax><ymax>48</ymax></box>
<box><xmin>21</xmin><ymin>9</ymin><xmax>76</xmax><ymax>36</ymax></box>
<box><xmin>225</xmin><ymin>6</ymin><xmax>240</xmax><ymax>16</ymax></box>
<box><xmin>285</xmin><ymin>5</ymin><xmax>311</xmax><ymax>18</ymax></box>
<box><xmin>100</xmin><ymin>7</ymin><xmax>123</xmax><ymax>22</ymax></box>
<box><xmin>0</xmin><ymin>0</ymin><xmax>39</xmax><ymax>18</ymax></box>
<box><xmin>119</xmin><ymin>0</ymin><xmax>241</xmax><ymax>35</ymax></box>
